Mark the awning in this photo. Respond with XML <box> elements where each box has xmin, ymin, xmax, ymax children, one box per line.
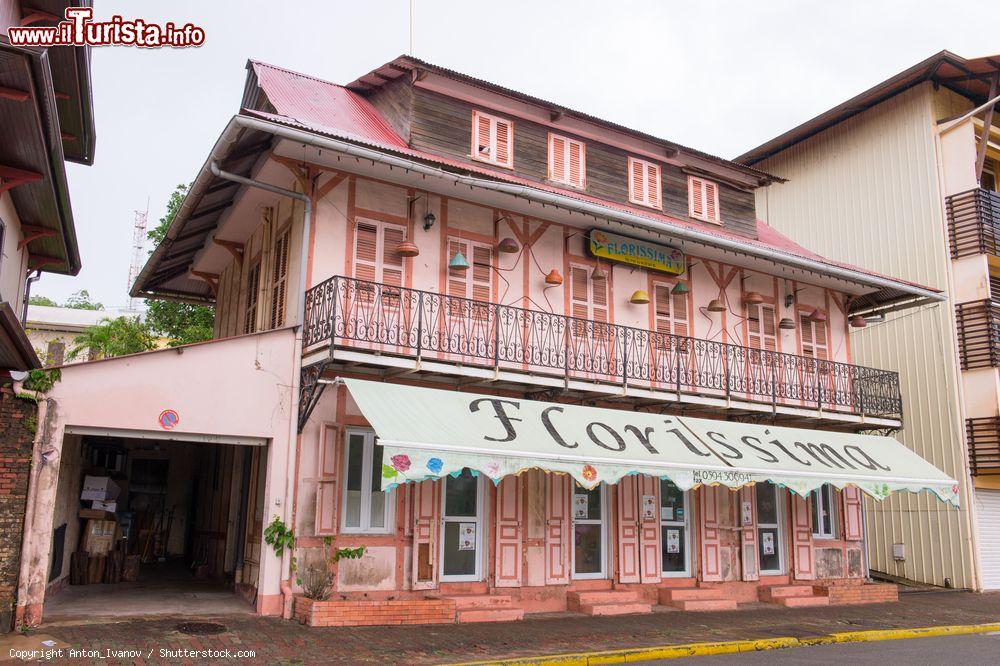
<box><xmin>342</xmin><ymin>379</ymin><xmax>959</xmax><ymax>506</ymax></box>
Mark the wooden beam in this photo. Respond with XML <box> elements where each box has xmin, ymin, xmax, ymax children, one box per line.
<box><xmin>550</xmin><ymin>111</ymin><xmax>564</xmax><ymax>123</ymax></box>
<box><xmin>976</xmin><ymin>72</ymin><xmax>999</xmax><ymax>183</ymax></box>
<box><xmin>0</xmin><ymin>85</ymin><xmax>29</xmax><ymax>103</ymax></box>
<box><xmin>20</xmin><ymin>7</ymin><xmax>60</xmax><ymax>25</ymax></box>
<box><xmin>28</xmin><ymin>253</ymin><xmax>63</xmax><ymax>270</ymax></box>
<box><xmin>0</xmin><ymin>165</ymin><xmax>43</xmax><ymax>196</ymax></box>
<box><xmin>17</xmin><ymin>224</ymin><xmax>57</xmax><ymax>250</ymax></box>
<box><xmin>212</xmin><ymin>237</ymin><xmax>244</xmax><ymax>267</ymax></box>
<box><xmin>190</xmin><ymin>270</ymin><xmax>219</xmax><ymax>296</ymax></box>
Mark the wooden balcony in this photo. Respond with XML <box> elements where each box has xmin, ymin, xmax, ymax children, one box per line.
<box><xmin>303</xmin><ymin>276</ymin><xmax>904</xmax><ymax>424</ymax></box>
<box><xmin>967</xmin><ymin>417</ymin><xmax>1000</xmax><ymax>476</ymax></box>
<box><xmin>946</xmin><ymin>188</ymin><xmax>1000</xmax><ymax>259</ymax></box>
<box><xmin>955</xmin><ymin>300</ymin><xmax>1000</xmax><ymax>370</ymax></box>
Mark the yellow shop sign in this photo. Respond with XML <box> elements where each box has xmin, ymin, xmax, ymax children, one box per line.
<box><xmin>587</xmin><ymin>229</ymin><xmax>685</xmax><ymax>275</ymax></box>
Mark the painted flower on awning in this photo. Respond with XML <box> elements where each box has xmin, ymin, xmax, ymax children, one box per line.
<box><xmin>426</xmin><ymin>457</ymin><xmax>443</xmax><ymax>474</ymax></box>
<box><xmin>390</xmin><ymin>454</ymin><xmax>411</xmax><ymax>473</ymax></box>
<box><xmin>582</xmin><ymin>465</ymin><xmax>598</xmax><ymax>482</ymax></box>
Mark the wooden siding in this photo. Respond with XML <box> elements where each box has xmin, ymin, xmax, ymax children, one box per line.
<box><xmin>364</xmin><ymin>77</ymin><xmax>413</xmax><ymax>140</ymax></box>
<box><xmin>408</xmin><ymin>88</ymin><xmax>758</xmax><ymax>238</ymax></box>
<box><xmin>754</xmin><ymin>81</ymin><xmax>977</xmax><ymax>590</ymax></box>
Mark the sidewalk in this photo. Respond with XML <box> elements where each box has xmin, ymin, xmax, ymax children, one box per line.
<box><xmin>26</xmin><ymin>590</ymin><xmax>1000</xmax><ymax>664</ymax></box>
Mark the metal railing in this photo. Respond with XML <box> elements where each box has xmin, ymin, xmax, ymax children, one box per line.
<box><xmin>304</xmin><ymin>275</ymin><xmax>904</xmax><ymax>419</ymax></box>
<box><xmin>967</xmin><ymin>417</ymin><xmax>1000</xmax><ymax>476</ymax></box>
<box><xmin>955</xmin><ymin>300</ymin><xmax>1000</xmax><ymax>370</ymax></box>
<box><xmin>946</xmin><ymin>188</ymin><xmax>1000</xmax><ymax>259</ymax></box>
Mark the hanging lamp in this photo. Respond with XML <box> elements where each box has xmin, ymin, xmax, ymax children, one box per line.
<box><xmin>808</xmin><ymin>308</ymin><xmax>827</xmax><ymax>323</ymax></box>
<box><xmin>743</xmin><ymin>291</ymin><xmax>764</xmax><ymax>305</ymax></box>
<box><xmin>496</xmin><ymin>237</ymin><xmax>520</xmax><ymax>254</ymax></box>
<box><xmin>778</xmin><ymin>317</ymin><xmax>796</xmax><ymax>330</ymax></box>
<box><xmin>707</xmin><ymin>298</ymin><xmax>726</xmax><ymax>312</ymax></box>
<box><xmin>397</xmin><ymin>239</ymin><xmax>420</xmax><ymax>257</ymax></box>
<box><xmin>591</xmin><ymin>264</ymin><xmax>607</xmax><ymax>281</ymax></box>
<box><xmin>849</xmin><ymin>315</ymin><xmax>868</xmax><ymax>328</ymax></box>
<box><xmin>449</xmin><ymin>250</ymin><xmax>470</xmax><ymax>271</ymax></box>
<box><xmin>629</xmin><ymin>290</ymin><xmax>650</xmax><ymax>305</ymax></box>
<box><xmin>671</xmin><ymin>282</ymin><xmax>690</xmax><ymax>295</ymax></box>
<box><xmin>544</xmin><ymin>269</ymin><xmax>563</xmax><ymax>285</ymax></box>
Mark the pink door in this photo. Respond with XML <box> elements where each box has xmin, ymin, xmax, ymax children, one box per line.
<box><xmin>544</xmin><ymin>473</ymin><xmax>572</xmax><ymax>584</ymax></box>
<box><xmin>739</xmin><ymin>486</ymin><xmax>759</xmax><ymax>581</ymax></box>
<box><xmin>636</xmin><ymin>475</ymin><xmax>662</xmax><ymax>584</ymax></box>
<box><xmin>841</xmin><ymin>486</ymin><xmax>864</xmax><ymax>541</ymax></box>
<box><xmin>616</xmin><ymin>476</ymin><xmax>641</xmax><ymax>584</ymax></box>
<box><xmin>790</xmin><ymin>493</ymin><xmax>815</xmax><ymax>580</ymax></box>
<box><xmin>699</xmin><ymin>486</ymin><xmax>723</xmax><ymax>582</ymax></box>
<box><xmin>494</xmin><ymin>475</ymin><xmax>523</xmax><ymax>587</ymax></box>
<box><xmin>411</xmin><ymin>479</ymin><xmax>440</xmax><ymax>590</ymax></box>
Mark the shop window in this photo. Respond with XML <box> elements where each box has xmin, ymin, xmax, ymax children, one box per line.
<box><xmin>341</xmin><ymin>430</ymin><xmax>394</xmax><ymax>534</ymax></box>
<box><xmin>811</xmin><ymin>484</ymin><xmax>837</xmax><ymax>539</ymax></box>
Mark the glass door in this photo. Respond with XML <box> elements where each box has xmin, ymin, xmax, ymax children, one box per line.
<box><xmin>440</xmin><ymin>469</ymin><xmax>485</xmax><ymax>582</ymax></box>
<box><xmin>572</xmin><ymin>482</ymin><xmax>607</xmax><ymax>579</ymax></box>
<box><xmin>756</xmin><ymin>482</ymin><xmax>785</xmax><ymax>575</ymax></box>
<box><xmin>660</xmin><ymin>480</ymin><xmax>691</xmax><ymax>576</ymax></box>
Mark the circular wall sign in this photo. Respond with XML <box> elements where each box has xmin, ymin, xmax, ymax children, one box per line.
<box><xmin>158</xmin><ymin>409</ymin><xmax>180</xmax><ymax>430</ymax></box>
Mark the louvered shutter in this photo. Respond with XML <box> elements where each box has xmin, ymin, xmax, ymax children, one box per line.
<box><xmin>689</xmin><ymin>177</ymin><xmax>704</xmax><ymax>218</ymax></box>
<box><xmin>646</xmin><ymin>162</ymin><xmax>661</xmax><ymax>208</ymax></box>
<box><xmin>269</xmin><ymin>229</ymin><xmax>290</xmax><ymax>329</ymax></box>
<box><xmin>475</xmin><ymin>111</ymin><xmax>491</xmax><ymax>159</ymax></box>
<box><xmin>447</xmin><ymin>238</ymin><xmax>470</xmax><ymax>298</ymax></box>
<box><xmin>654</xmin><ymin>284</ymin><xmax>689</xmax><ymax>337</ymax></box>
<box><xmin>568</xmin><ymin>140</ymin><xmax>584</xmax><ymax>188</ymax></box>
<box><xmin>814</xmin><ymin>318</ymin><xmax>828</xmax><ymax>360</ymax></box>
<box><xmin>705</xmin><ymin>181</ymin><xmax>719</xmax><ymax>221</ymax></box>
<box><xmin>315</xmin><ymin>426</ymin><xmax>340</xmax><ymax>536</ymax></box>
<box><xmin>570</xmin><ymin>266</ymin><xmax>590</xmax><ymax>320</ymax></box>
<box><xmin>629</xmin><ymin>158</ymin><xmax>646</xmax><ymax>204</ymax></box>
<box><xmin>550</xmin><ymin>135</ymin><xmax>566</xmax><ymax>182</ymax></box>
<box><xmin>673</xmin><ymin>290</ymin><xmax>689</xmax><ymax>337</ymax></box>
<box><xmin>494</xmin><ymin>118</ymin><xmax>512</xmax><ymax>167</ymax></box>
<box><xmin>471</xmin><ymin>245</ymin><xmax>492</xmax><ymax>303</ymax></box>
<box><xmin>591</xmin><ymin>271</ymin><xmax>609</xmax><ymax>323</ymax></box>
<box><xmin>689</xmin><ymin>177</ymin><xmax>720</xmax><ymax>222</ymax></box>
<box><xmin>244</xmin><ymin>262</ymin><xmax>261</xmax><ymax>334</ymax></box>
<box><xmin>354</xmin><ymin>222</ymin><xmax>379</xmax><ymax>283</ymax></box>
<box><xmin>761</xmin><ymin>305</ymin><xmax>777</xmax><ymax>351</ymax></box>
<box><xmin>842</xmin><ymin>486</ymin><xmax>864</xmax><ymax>541</ymax></box>
<box><xmin>749</xmin><ymin>304</ymin><xmax>777</xmax><ymax>351</ymax></box>
<box><xmin>382</xmin><ymin>225</ymin><xmax>405</xmax><ymax>288</ymax></box>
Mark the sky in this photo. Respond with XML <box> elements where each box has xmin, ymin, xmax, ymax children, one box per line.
<box><xmin>37</xmin><ymin>0</ymin><xmax>998</xmax><ymax>307</ymax></box>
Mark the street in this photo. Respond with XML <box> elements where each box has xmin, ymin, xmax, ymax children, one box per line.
<box><xmin>653</xmin><ymin>632</ymin><xmax>1000</xmax><ymax>664</ymax></box>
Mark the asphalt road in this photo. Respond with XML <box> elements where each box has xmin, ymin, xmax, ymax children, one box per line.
<box><xmin>642</xmin><ymin>632</ymin><xmax>1000</xmax><ymax>664</ymax></box>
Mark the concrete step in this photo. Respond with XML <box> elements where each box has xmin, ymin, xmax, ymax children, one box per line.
<box><xmin>579</xmin><ymin>601</ymin><xmax>653</xmax><ymax>616</ymax></box>
<box><xmin>456</xmin><ymin>607</ymin><xmax>524</xmax><ymax>623</ymax></box>
<box><xmin>659</xmin><ymin>588</ymin><xmax>725</xmax><ymax>603</ymax></box>
<box><xmin>445</xmin><ymin>594</ymin><xmax>513</xmax><ymax>610</ymax></box>
<box><xmin>567</xmin><ymin>589</ymin><xmax>638</xmax><ymax>610</ymax></box>
<box><xmin>668</xmin><ymin>598</ymin><xmax>739</xmax><ymax>612</ymax></box>
<box><xmin>775</xmin><ymin>595</ymin><xmax>830</xmax><ymax>608</ymax></box>
<box><xmin>760</xmin><ymin>585</ymin><xmax>817</xmax><ymax>601</ymax></box>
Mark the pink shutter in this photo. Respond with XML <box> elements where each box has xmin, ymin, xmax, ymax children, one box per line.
<box><xmin>494</xmin><ymin>476</ymin><xmax>523</xmax><ymax>587</ymax></box>
<box><xmin>591</xmin><ymin>271</ymin><xmax>609</xmax><ymax>323</ymax></box>
<box><xmin>475</xmin><ymin>111</ymin><xmax>491</xmax><ymax>159</ymax></box>
<box><xmin>411</xmin><ymin>479</ymin><xmax>440</xmax><ymax>590</ymax></box>
<box><xmin>544</xmin><ymin>473</ymin><xmax>571</xmax><ymax>584</ymax></box>
<box><xmin>629</xmin><ymin>158</ymin><xmax>645</xmax><ymax>204</ymax></box>
<box><xmin>791</xmin><ymin>493</ymin><xmax>815</xmax><ymax>580</ymax></box>
<box><xmin>382</xmin><ymin>224</ymin><xmax>405</xmax><ymax>288</ymax></box>
<box><xmin>471</xmin><ymin>245</ymin><xmax>493</xmax><ymax>303</ymax></box>
<box><xmin>842</xmin><ymin>486</ymin><xmax>864</xmax><ymax>541</ymax></box>
<box><xmin>814</xmin><ymin>318</ymin><xmax>829</xmax><ymax>360</ymax></box>
<box><xmin>570</xmin><ymin>266</ymin><xmax>590</xmax><ymax>320</ymax></box>
<box><xmin>447</xmin><ymin>238</ymin><xmax>470</xmax><ymax>297</ymax></box>
<box><xmin>616</xmin><ymin>476</ymin><xmax>641</xmax><ymax>584</ymax></box>
<box><xmin>739</xmin><ymin>486</ymin><xmax>759</xmax><ymax>581</ymax></box>
<box><xmin>495</xmin><ymin>119</ymin><xmax>511</xmax><ymax>167</ymax></box>
<box><xmin>699</xmin><ymin>485</ymin><xmax>723</xmax><ymax>581</ymax></box>
<box><xmin>689</xmin><ymin>177</ymin><xmax>704</xmax><ymax>218</ymax></box>
<box><xmin>637</xmin><ymin>475</ymin><xmax>662</xmax><ymax>584</ymax></box>
<box><xmin>549</xmin><ymin>135</ymin><xmax>566</xmax><ymax>182</ymax></box>
<box><xmin>568</xmin><ymin>140</ymin><xmax>584</xmax><ymax>188</ymax></box>
<box><xmin>705</xmin><ymin>181</ymin><xmax>719</xmax><ymax>221</ymax></box>
<box><xmin>314</xmin><ymin>427</ymin><xmax>340</xmax><ymax>536</ymax></box>
<box><xmin>646</xmin><ymin>162</ymin><xmax>661</xmax><ymax>208</ymax></box>
<box><xmin>354</xmin><ymin>221</ymin><xmax>379</xmax><ymax>282</ymax></box>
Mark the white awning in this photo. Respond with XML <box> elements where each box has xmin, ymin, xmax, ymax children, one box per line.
<box><xmin>342</xmin><ymin>379</ymin><xmax>959</xmax><ymax>505</ymax></box>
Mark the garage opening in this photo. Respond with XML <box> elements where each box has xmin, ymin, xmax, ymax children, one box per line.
<box><xmin>42</xmin><ymin>433</ymin><xmax>267</xmax><ymax>622</ymax></box>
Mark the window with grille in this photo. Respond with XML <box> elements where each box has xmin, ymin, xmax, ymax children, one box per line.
<box><xmin>746</xmin><ymin>303</ymin><xmax>777</xmax><ymax>351</ymax></box>
<box><xmin>548</xmin><ymin>133</ymin><xmax>586</xmax><ymax>189</ymax></box>
<box><xmin>688</xmin><ymin>176</ymin><xmax>720</xmax><ymax>223</ymax></box>
<box><xmin>628</xmin><ymin>157</ymin><xmax>662</xmax><ymax>209</ymax></box>
<box><xmin>243</xmin><ymin>260</ymin><xmax>261</xmax><ymax>334</ymax></box>
<box><xmin>471</xmin><ymin>110</ymin><xmax>513</xmax><ymax>168</ymax></box>
<box><xmin>269</xmin><ymin>228</ymin><xmax>290</xmax><ymax>329</ymax></box>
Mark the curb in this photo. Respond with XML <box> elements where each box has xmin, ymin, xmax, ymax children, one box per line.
<box><xmin>450</xmin><ymin>622</ymin><xmax>1000</xmax><ymax>665</ymax></box>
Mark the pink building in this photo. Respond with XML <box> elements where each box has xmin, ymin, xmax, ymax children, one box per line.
<box><xmin>17</xmin><ymin>57</ymin><xmax>958</xmax><ymax>626</ymax></box>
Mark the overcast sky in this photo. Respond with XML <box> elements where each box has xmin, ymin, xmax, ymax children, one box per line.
<box><xmin>38</xmin><ymin>0</ymin><xmax>997</xmax><ymax>307</ymax></box>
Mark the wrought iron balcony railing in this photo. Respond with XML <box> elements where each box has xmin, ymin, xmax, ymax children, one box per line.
<box><xmin>955</xmin><ymin>300</ymin><xmax>1000</xmax><ymax>370</ymax></box>
<box><xmin>946</xmin><ymin>188</ymin><xmax>1000</xmax><ymax>259</ymax></box>
<box><xmin>967</xmin><ymin>417</ymin><xmax>1000</xmax><ymax>476</ymax></box>
<box><xmin>304</xmin><ymin>275</ymin><xmax>904</xmax><ymax>419</ymax></box>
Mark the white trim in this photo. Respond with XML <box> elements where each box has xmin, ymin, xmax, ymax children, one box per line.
<box><xmin>572</xmin><ymin>483</ymin><xmax>608</xmax><ymax>579</ymax></box>
<box><xmin>811</xmin><ymin>484</ymin><xmax>837</xmax><ymax>539</ymax></box>
<box><xmin>340</xmin><ymin>428</ymin><xmax>395</xmax><ymax>535</ymax></box>
<box><xmin>64</xmin><ymin>425</ymin><xmax>267</xmax><ymax>447</ymax></box>
<box><xmin>439</xmin><ymin>472</ymin><xmax>487</xmax><ymax>582</ymax></box>
<box><xmin>660</xmin><ymin>484</ymin><xmax>692</xmax><ymax>577</ymax></box>
<box><xmin>757</xmin><ymin>483</ymin><xmax>786</xmax><ymax>575</ymax></box>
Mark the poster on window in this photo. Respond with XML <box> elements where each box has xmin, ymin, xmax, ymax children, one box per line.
<box><xmin>742</xmin><ymin>501</ymin><xmax>753</xmax><ymax>526</ymax></box>
<box><xmin>666</xmin><ymin>529</ymin><xmax>680</xmax><ymax>554</ymax></box>
<box><xmin>661</xmin><ymin>506</ymin><xmax>674</xmax><ymax>521</ymax></box>
<box><xmin>762</xmin><ymin>531</ymin><xmax>775</xmax><ymax>556</ymax></box>
<box><xmin>458</xmin><ymin>522</ymin><xmax>476</xmax><ymax>551</ymax></box>
<box><xmin>573</xmin><ymin>494</ymin><xmax>589</xmax><ymax>519</ymax></box>
<box><xmin>642</xmin><ymin>495</ymin><xmax>656</xmax><ymax>520</ymax></box>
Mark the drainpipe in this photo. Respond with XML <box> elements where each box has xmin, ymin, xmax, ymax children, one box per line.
<box><xmin>21</xmin><ymin>270</ymin><xmax>42</xmax><ymax>326</ymax></box>
<box><xmin>208</xmin><ymin>161</ymin><xmax>311</xmax><ymax>619</ymax></box>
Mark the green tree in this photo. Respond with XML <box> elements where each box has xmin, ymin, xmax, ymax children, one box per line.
<box><xmin>68</xmin><ymin>316</ymin><xmax>157</xmax><ymax>361</ymax></box>
<box><xmin>63</xmin><ymin>289</ymin><xmax>104</xmax><ymax>310</ymax></box>
<box><xmin>28</xmin><ymin>295</ymin><xmax>58</xmax><ymax>307</ymax></box>
<box><xmin>144</xmin><ymin>183</ymin><xmax>216</xmax><ymax>345</ymax></box>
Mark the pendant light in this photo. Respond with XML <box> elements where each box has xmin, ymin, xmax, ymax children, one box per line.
<box><xmin>707</xmin><ymin>297</ymin><xmax>726</xmax><ymax>312</ymax></box>
<box><xmin>591</xmin><ymin>264</ymin><xmax>607</xmax><ymax>281</ymax></box>
<box><xmin>743</xmin><ymin>291</ymin><xmax>764</xmax><ymax>305</ymax></box>
<box><xmin>629</xmin><ymin>290</ymin><xmax>651</xmax><ymax>305</ymax></box>
<box><xmin>544</xmin><ymin>269</ymin><xmax>563</xmax><ymax>285</ymax></box>
<box><xmin>778</xmin><ymin>317</ymin><xmax>796</xmax><ymax>330</ymax></box>
<box><xmin>671</xmin><ymin>282</ymin><xmax>689</xmax><ymax>295</ymax></box>
<box><xmin>496</xmin><ymin>237</ymin><xmax>520</xmax><ymax>254</ymax></box>
<box><xmin>808</xmin><ymin>308</ymin><xmax>827</xmax><ymax>323</ymax></box>
<box><xmin>449</xmin><ymin>250</ymin><xmax>470</xmax><ymax>271</ymax></box>
<box><xmin>397</xmin><ymin>239</ymin><xmax>420</xmax><ymax>257</ymax></box>
<box><xmin>849</xmin><ymin>315</ymin><xmax>868</xmax><ymax>328</ymax></box>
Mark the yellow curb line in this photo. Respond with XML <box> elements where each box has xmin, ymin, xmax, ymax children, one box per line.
<box><xmin>449</xmin><ymin>622</ymin><xmax>1000</xmax><ymax>665</ymax></box>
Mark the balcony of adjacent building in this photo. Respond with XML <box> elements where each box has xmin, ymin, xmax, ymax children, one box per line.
<box><xmin>301</xmin><ymin>275</ymin><xmax>904</xmax><ymax>432</ymax></box>
<box><xmin>955</xmin><ymin>299</ymin><xmax>1000</xmax><ymax>370</ymax></box>
<box><xmin>947</xmin><ymin>187</ymin><xmax>1000</xmax><ymax>259</ymax></box>
<box><xmin>967</xmin><ymin>417</ymin><xmax>1000</xmax><ymax>476</ymax></box>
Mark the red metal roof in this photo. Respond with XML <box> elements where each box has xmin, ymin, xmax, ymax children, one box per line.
<box><xmin>243</xmin><ymin>60</ymin><xmax>939</xmax><ymax>296</ymax></box>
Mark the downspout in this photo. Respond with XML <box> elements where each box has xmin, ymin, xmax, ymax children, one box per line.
<box><xmin>22</xmin><ymin>271</ymin><xmax>42</xmax><ymax>326</ymax></box>
<box><xmin>209</xmin><ymin>161</ymin><xmax>311</xmax><ymax>619</ymax></box>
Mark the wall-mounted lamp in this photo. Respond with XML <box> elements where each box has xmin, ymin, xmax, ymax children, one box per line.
<box><xmin>423</xmin><ymin>212</ymin><xmax>437</xmax><ymax>231</ymax></box>
<box><xmin>544</xmin><ymin>269</ymin><xmax>563</xmax><ymax>285</ymax></box>
<box><xmin>449</xmin><ymin>250</ymin><xmax>470</xmax><ymax>271</ymax></box>
<box><xmin>629</xmin><ymin>290</ymin><xmax>651</xmax><ymax>305</ymax></box>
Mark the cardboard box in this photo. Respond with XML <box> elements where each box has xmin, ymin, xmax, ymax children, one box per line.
<box><xmin>78</xmin><ymin>508</ymin><xmax>115</xmax><ymax>520</ymax></box>
<box><xmin>80</xmin><ymin>476</ymin><xmax>120</xmax><ymax>502</ymax></box>
<box><xmin>81</xmin><ymin>519</ymin><xmax>119</xmax><ymax>555</ymax></box>
<box><xmin>90</xmin><ymin>500</ymin><xmax>117</xmax><ymax>512</ymax></box>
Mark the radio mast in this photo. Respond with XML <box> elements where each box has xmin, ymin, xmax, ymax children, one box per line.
<box><xmin>127</xmin><ymin>200</ymin><xmax>149</xmax><ymax>311</ymax></box>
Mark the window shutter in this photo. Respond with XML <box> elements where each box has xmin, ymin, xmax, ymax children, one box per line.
<box><xmin>570</xmin><ymin>265</ymin><xmax>590</xmax><ymax>320</ymax></box>
<box><xmin>705</xmin><ymin>181</ymin><xmax>719</xmax><ymax>221</ymax></box>
<box><xmin>591</xmin><ymin>271</ymin><xmax>609</xmax><ymax>323</ymax></box>
<box><xmin>550</xmin><ymin>135</ymin><xmax>585</xmax><ymax>188</ymax></box>
<box><xmin>689</xmin><ymin>177</ymin><xmax>721</xmax><ymax>222</ymax></box>
<box><xmin>654</xmin><ymin>284</ymin><xmax>688</xmax><ymax>337</ymax></box>
<box><xmin>494</xmin><ymin>118</ymin><xmax>512</xmax><ymax>167</ymax></box>
<box><xmin>568</xmin><ymin>139</ymin><xmax>584</xmax><ymax>188</ymax></box>
<box><xmin>270</xmin><ymin>229</ymin><xmax>290</xmax><ymax>329</ymax></box>
<box><xmin>382</xmin><ymin>225</ymin><xmax>404</xmax><ymax>288</ymax></box>
<box><xmin>842</xmin><ymin>487</ymin><xmax>864</xmax><ymax>541</ymax></box>
<box><xmin>761</xmin><ymin>305</ymin><xmax>776</xmax><ymax>351</ymax></box>
<box><xmin>315</xmin><ymin>426</ymin><xmax>340</xmax><ymax>536</ymax></box>
<box><xmin>243</xmin><ymin>262</ymin><xmax>261</xmax><ymax>334</ymax></box>
<box><xmin>646</xmin><ymin>162</ymin><xmax>661</xmax><ymax>208</ymax></box>
<box><xmin>673</xmin><ymin>290</ymin><xmax>689</xmax><ymax>337</ymax></box>
<box><xmin>471</xmin><ymin>245</ymin><xmax>493</xmax><ymax>303</ymax></box>
<box><xmin>354</xmin><ymin>221</ymin><xmax>379</xmax><ymax>283</ymax></box>
<box><xmin>801</xmin><ymin>314</ymin><xmax>827</xmax><ymax>359</ymax></box>
<box><xmin>447</xmin><ymin>238</ymin><xmax>470</xmax><ymax>298</ymax></box>
<box><xmin>748</xmin><ymin>304</ymin><xmax>776</xmax><ymax>351</ymax></box>
<box><xmin>814</xmin><ymin>318</ymin><xmax>828</xmax><ymax>360</ymax></box>
<box><xmin>476</xmin><ymin>111</ymin><xmax>491</xmax><ymax>159</ymax></box>
<box><xmin>549</xmin><ymin>135</ymin><xmax>566</xmax><ymax>182</ymax></box>
<box><xmin>629</xmin><ymin>158</ymin><xmax>661</xmax><ymax>208</ymax></box>
<box><xmin>629</xmin><ymin>158</ymin><xmax>646</xmax><ymax>204</ymax></box>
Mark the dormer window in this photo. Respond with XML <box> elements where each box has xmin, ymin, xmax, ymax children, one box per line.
<box><xmin>628</xmin><ymin>157</ymin><xmax>662</xmax><ymax>209</ymax></box>
<box><xmin>548</xmin><ymin>133</ymin><xmax>586</xmax><ymax>189</ymax></box>
<box><xmin>471</xmin><ymin>110</ymin><xmax>513</xmax><ymax>168</ymax></box>
<box><xmin>688</xmin><ymin>176</ymin><xmax>721</xmax><ymax>223</ymax></box>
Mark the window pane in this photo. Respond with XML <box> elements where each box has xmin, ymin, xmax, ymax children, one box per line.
<box><xmin>574</xmin><ymin>523</ymin><xmax>603</xmax><ymax>574</ymax></box>
<box><xmin>344</xmin><ymin>434</ymin><xmax>365</xmax><ymax>528</ymax></box>
<box><xmin>445</xmin><ymin>469</ymin><xmax>478</xmax><ymax>517</ymax></box>
<box><xmin>823</xmin><ymin>487</ymin><xmax>833</xmax><ymax>535</ymax></box>
<box><xmin>758</xmin><ymin>527</ymin><xmax>780</xmax><ymax>572</ymax></box>
<box><xmin>573</xmin><ymin>483</ymin><xmax>602</xmax><ymax>521</ymax></box>
<box><xmin>368</xmin><ymin>443</ymin><xmax>386</xmax><ymax>529</ymax></box>
<box><xmin>756</xmin><ymin>482</ymin><xmax>778</xmax><ymax>525</ymax></box>
<box><xmin>660</xmin><ymin>480</ymin><xmax>685</xmax><ymax>521</ymax></box>
<box><xmin>661</xmin><ymin>525</ymin><xmax>686</xmax><ymax>572</ymax></box>
<box><xmin>442</xmin><ymin>521</ymin><xmax>477</xmax><ymax>576</ymax></box>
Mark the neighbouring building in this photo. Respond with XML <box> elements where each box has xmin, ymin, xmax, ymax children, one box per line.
<box><xmin>0</xmin><ymin>0</ymin><xmax>95</xmax><ymax>632</ymax></box>
<box><xmin>25</xmin><ymin>305</ymin><xmax>143</xmax><ymax>366</ymax></box>
<box><xmin>16</xmin><ymin>55</ymin><xmax>959</xmax><ymax>627</ymax></box>
<box><xmin>738</xmin><ymin>50</ymin><xmax>1000</xmax><ymax>591</ymax></box>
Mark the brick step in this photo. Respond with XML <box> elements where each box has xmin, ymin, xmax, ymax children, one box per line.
<box><xmin>774</xmin><ymin>595</ymin><xmax>830</xmax><ymax>608</ymax></box>
<box><xmin>567</xmin><ymin>590</ymin><xmax>639</xmax><ymax>610</ymax></box>
<box><xmin>443</xmin><ymin>594</ymin><xmax>513</xmax><ymax>610</ymax></box>
<box><xmin>579</xmin><ymin>602</ymin><xmax>652</xmax><ymax>616</ymax></box>
<box><xmin>668</xmin><ymin>598</ymin><xmax>739</xmax><ymax>612</ymax></box>
<box><xmin>456</xmin><ymin>607</ymin><xmax>524</xmax><ymax>623</ymax></box>
<box><xmin>659</xmin><ymin>588</ymin><xmax>726</xmax><ymax>603</ymax></box>
<box><xmin>759</xmin><ymin>585</ymin><xmax>818</xmax><ymax>601</ymax></box>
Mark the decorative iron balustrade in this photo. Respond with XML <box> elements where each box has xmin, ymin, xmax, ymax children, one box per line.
<box><xmin>946</xmin><ymin>188</ymin><xmax>1000</xmax><ymax>259</ymax></box>
<box><xmin>967</xmin><ymin>417</ymin><xmax>1000</xmax><ymax>476</ymax></box>
<box><xmin>304</xmin><ymin>276</ymin><xmax>903</xmax><ymax>419</ymax></box>
<box><xmin>955</xmin><ymin>300</ymin><xmax>1000</xmax><ymax>370</ymax></box>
